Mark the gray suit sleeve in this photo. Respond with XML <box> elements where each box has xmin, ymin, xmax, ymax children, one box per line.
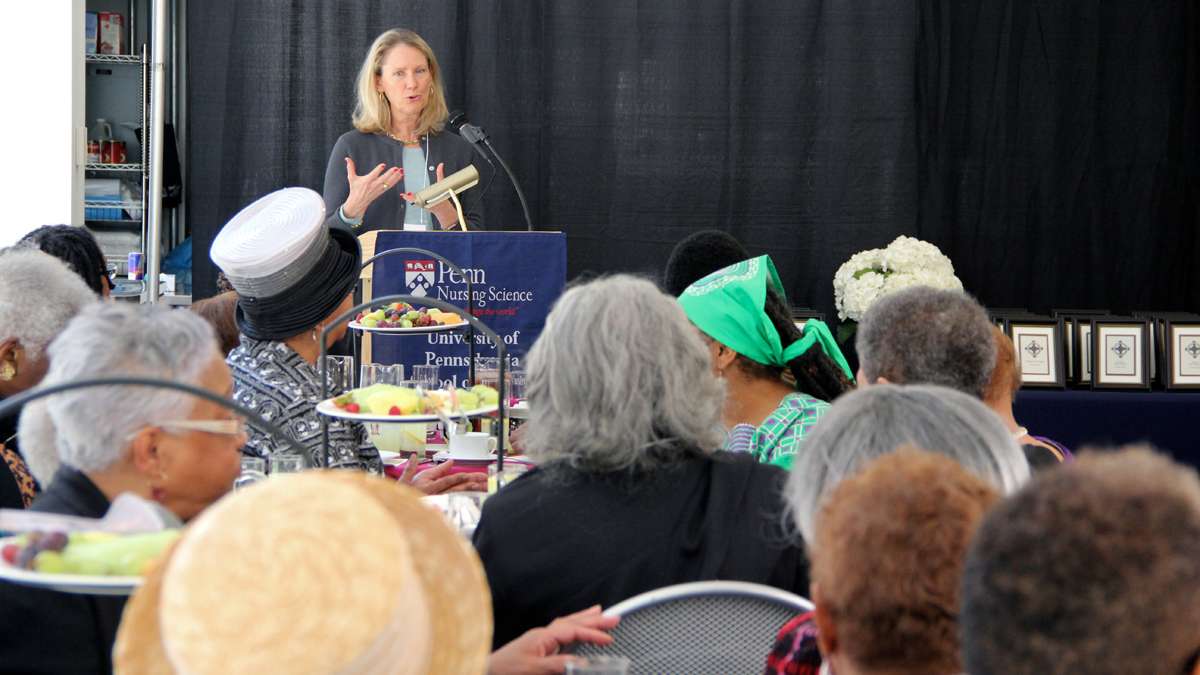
<box><xmin>322</xmin><ymin>135</ymin><xmax>351</xmax><ymax>219</ymax></box>
<box><xmin>324</xmin><ymin>211</ymin><xmax>354</xmax><ymax>235</ymax></box>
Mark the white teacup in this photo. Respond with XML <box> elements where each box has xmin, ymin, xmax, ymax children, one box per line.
<box><xmin>448</xmin><ymin>431</ymin><xmax>497</xmax><ymax>460</ymax></box>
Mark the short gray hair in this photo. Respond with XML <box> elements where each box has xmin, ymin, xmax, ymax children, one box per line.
<box><xmin>524</xmin><ymin>275</ymin><xmax>726</xmax><ymax>473</ymax></box>
<box><xmin>17</xmin><ymin>399</ymin><xmax>57</xmax><ymax>485</ymax></box>
<box><xmin>42</xmin><ymin>303</ymin><xmax>220</xmax><ymax>472</ymax></box>
<box><xmin>856</xmin><ymin>286</ymin><xmax>996</xmax><ymax>398</ymax></box>
<box><xmin>0</xmin><ymin>248</ymin><xmax>97</xmax><ymax>361</ymax></box>
<box><xmin>786</xmin><ymin>384</ymin><xmax>1029</xmax><ymax>543</ymax></box>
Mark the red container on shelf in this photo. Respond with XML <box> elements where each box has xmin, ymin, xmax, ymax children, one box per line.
<box><xmin>101</xmin><ymin>140</ymin><xmax>126</xmax><ymax>164</ymax></box>
<box><xmin>87</xmin><ymin>140</ymin><xmax>101</xmax><ymax>164</ymax></box>
<box><xmin>98</xmin><ymin>12</ymin><xmax>125</xmax><ymax>55</ymax></box>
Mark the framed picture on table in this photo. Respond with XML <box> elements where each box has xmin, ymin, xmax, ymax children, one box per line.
<box><xmin>1164</xmin><ymin>321</ymin><xmax>1200</xmax><ymax>390</ymax></box>
<box><xmin>1066</xmin><ymin>318</ymin><xmax>1095</xmax><ymax>386</ymax></box>
<box><xmin>1007</xmin><ymin>320</ymin><xmax>1065</xmax><ymax>388</ymax></box>
<box><xmin>1136</xmin><ymin>312</ymin><xmax>1200</xmax><ymax>387</ymax></box>
<box><xmin>1092</xmin><ymin>319</ymin><xmax>1151</xmax><ymax>390</ymax></box>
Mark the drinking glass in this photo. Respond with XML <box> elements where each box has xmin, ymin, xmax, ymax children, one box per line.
<box><xmin>474</xmin><ymin>357</ymin><xmax>500</xmax><ymax>388</ymax></box>
<box><xmin>269</xmin><ymin>455</ymin><xmax>306</xmax><ymax>476</ymax></box>
<box><xmin>234</xmin><ymin>456</ymin><xmax>266</xmax><ymax>490</ymax></box>
<box><xmin>507</xmin><ymin>369</ymin><xmax>526</xmax><ymax>405</ymax></box>
<box><xmin>360</xmin><ymin>363</ymin><xmax>403</xmax><ymax>387</ymax></box>
<box><xmin>323</xmin><ymin>355</ymin><xmax>355</xmax><ymax>393</ymax></box>
<box><xmin>424</xmin><ymin>493</ymin><xmax>484</xmax><ymax>536</ymax></box>
<box><xmin>488</xmin><ymin>462</ymin><xmax>530</xmax><ymax>494</ymax></box>
<box><xmin>565</xmin><ymin>656</ymin><xmax>630</xmax><ymax>675</ymax></box>
<box><xmin>412</xmin><ymin>364</ymin><xmax>440</xmax><ymax>390</ymax></box>
<box><xmin>393</xmin><ymin>378</ymin><xmax>431</xmax><ymax>452</ymax></box>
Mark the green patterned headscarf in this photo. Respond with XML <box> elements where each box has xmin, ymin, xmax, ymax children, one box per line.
<box><xmin>678</xmin><ymin>255</ymin><xmax>852</xmax><ymax>379</ymax></box>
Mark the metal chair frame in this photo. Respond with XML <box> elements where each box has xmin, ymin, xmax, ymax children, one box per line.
<box><xmin>572</xmin><ymin>580</ymin><xmax>814</xmax><ymax>674</ymax></box>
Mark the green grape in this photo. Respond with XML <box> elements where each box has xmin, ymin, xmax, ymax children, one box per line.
<box><xmin>33</xmin><ymin>550</ymin><xmax>68</xmax><ymax>574</ymax></box>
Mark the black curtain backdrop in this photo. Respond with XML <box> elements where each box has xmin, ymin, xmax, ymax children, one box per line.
<box><xmin>186</xmin><ymin>1</ymin><xmax>1199</xmax><ymax>321</ymax></box>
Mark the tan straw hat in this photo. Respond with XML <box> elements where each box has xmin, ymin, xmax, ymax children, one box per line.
<box><xmin>114</xmin><ymin>471</ymin><xmax>492</xmax><ymax>674</ymax></box>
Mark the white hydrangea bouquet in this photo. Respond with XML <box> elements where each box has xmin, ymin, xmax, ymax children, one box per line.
<box><xmin>833</xmin><ymin>235</ymin><xmax>964</xmax><ymax>324</ymax></box>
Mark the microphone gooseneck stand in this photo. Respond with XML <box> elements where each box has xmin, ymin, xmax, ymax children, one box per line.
<box><xmin>481</xmin><ymin>136</ymin><xmax>535</xmax><ymax>232</ymax></box>
<box><xmin>448</xmin><ymin>111</ymin><xmax>535</xmax><ymax>231</ymax></box>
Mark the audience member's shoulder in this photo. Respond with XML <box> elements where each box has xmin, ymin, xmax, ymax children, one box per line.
<box><xmin>711</xmin><ymin>450</ymin><xmax>789</xmax><ymax>484</ymax></box>
<box><xmin>1021</xmin><ymin>442</ymin><xmax>1062</xmax><ymax>471</ymax></box>
<box><xmin>795</xmin><ymin>392</ymin><xmax>831</xmax><ymax>411</ymax></box>
<box><xmin>479</xmin><ymin>466</ymin><xmax>546</xmax><ymax>514</ymax></box>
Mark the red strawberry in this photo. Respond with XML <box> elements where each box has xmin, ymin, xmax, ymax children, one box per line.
<box><xmin>1</xmin><ymin>543</ymin><xmax>18</xmax><ymax>565</ymax></box>
<box><xmin>389</xmin><ymin>405</ymin><xmax>402</xmax><ymax>415</ymax></box>
<box><xmin>346</xmin><ymin>403</ymin><xmax>361</xmax><ymax>413</ymax></box>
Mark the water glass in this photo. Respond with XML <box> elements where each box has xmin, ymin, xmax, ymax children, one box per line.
<box><xmin>508</xmin><ymin>369</ymin><xmax>526</xmax><ymax>405</ymax></box>
<box><xmin>423</xmin><ymin>493</ymin><xmax>484</xmax><ymax>536</ymax></box>
<box><xmin>323</xmin><ymin>355</ymin><xmax>355</xmax><ymax>393</ymax></box>
<box><xmin>269</xmin><ymin>455</ymin><xmax>306</xmax><ymax>476</ymax></box>
<box><xmin>488</xmin><ymin>462</ymin><xmax>530</xmax><ymax>494</ymax></box>
<box><xmin>412</xmin><ymin>364</ymin><xmax>440</xmax><ymax>390</ymax></box>
<box><xmin>474</xmin><ymin>357</ymin><xmax>500</xmax><ymax>388</ymax></box>
<box><xmin>360</xmin><ymin>363</ymin><xmax>403</xmax><ymax>387</ymax></box>
<box><xmin>565</xmin><ymin>656</ymin><xmax>630</xmax><ymax>675</ymax></box>
<box><xmin>234</xmin><ymin>456</ymin><xmax>266</xmax><ymax>490</ymax></box>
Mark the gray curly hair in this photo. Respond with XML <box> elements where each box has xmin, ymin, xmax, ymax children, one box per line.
<box><xmin>523</xmin><ymin>275</ymin><xmax>726</xmax><ymax>473</ymax></box>
<box><xmin>0</xmin><ymin>248</ymin><xmax>96</xmax><ymax>361</ymax></box>
<box><xmin>856</xmin><ymin>286</ymin><xmax>996</xmax><ymax>398</ymax></box>
<box><xmin>786</xmin><ymin>384</ymin><xmax>1029</xmax><ymax>543</ymax></box>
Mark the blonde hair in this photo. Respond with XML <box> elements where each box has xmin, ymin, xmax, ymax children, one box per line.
<box><xmin>352</xmin><ymin>29</ymin><xmax>448</xmax><ymax>137</ymax></box>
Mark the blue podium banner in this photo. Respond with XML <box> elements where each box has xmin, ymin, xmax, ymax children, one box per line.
<box><xmin>364</xmin><ymin>231</ymin><xmax>567</xmax><ymax>387</ymax></box>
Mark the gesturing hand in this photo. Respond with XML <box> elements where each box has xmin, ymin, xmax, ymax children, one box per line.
<box><xmin>398</xmin><ymin>456</ymin><xmax>487</xmax><ymax>495</ymax></box>
<box><xmin>342</xmin><ymin>157</ymin><xmax>402</xmax><ymax>220</ymax></box>
<box><xmin>488</xmin><ymin>605</ymin><xmax>620</xmax><ymax>675</ymax></box>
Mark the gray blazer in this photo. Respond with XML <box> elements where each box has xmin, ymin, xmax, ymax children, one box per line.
<box><xmin>322</xmin><ymin>129</ymin><xmax>485</xmax><ymax>232</ymax></box>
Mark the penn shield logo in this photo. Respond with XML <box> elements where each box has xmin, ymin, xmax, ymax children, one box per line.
<box><xmin>404</xmin><ymin>260</ymin><xmax>436</xmax><ymax>297</ymax></box>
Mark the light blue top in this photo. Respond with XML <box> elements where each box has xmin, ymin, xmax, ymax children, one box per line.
<box><xmin>402</xmin><ymin>145</ymin><xmax>431</xmax><ymax>229</ymax></box>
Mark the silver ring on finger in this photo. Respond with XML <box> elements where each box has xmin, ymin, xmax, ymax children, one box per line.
<box><xmin>382</xmin><ymin>182</ymin><xmax>389</xmax><ymax>190</ymax></box>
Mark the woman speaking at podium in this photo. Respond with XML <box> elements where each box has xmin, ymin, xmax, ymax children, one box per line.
<box><xmin>322</xmin><ymin>29</ymin><xmax>483</xmax><ymax>232</ymax></box>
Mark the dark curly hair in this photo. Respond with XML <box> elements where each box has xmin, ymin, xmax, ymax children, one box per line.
<box><xmin>961</xmin><ymin>447</ymin><xmax>1200</xmax><ymax>675</ymax></box>
<box><xmin>661</xmin><ymin>230</ymin><xmax>751</xmax><ymax>297</ymax></box>
<box><xmin>18</xmin><ymin>225</ymin><xmax>109</xmax><ymax>296</ymax></box>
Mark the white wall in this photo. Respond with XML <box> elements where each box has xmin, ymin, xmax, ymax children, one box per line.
<box><xmin>0</xmin><ymin>1</ymin><xmax>83</xmax><ymax>247</ymax></box>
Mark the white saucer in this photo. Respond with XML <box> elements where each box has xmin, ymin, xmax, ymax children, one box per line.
<box><xmin>432</xmin><ymin>451</ymin><xmax>497</xmax><ymax>464</ymax></box>
<box><xmin>377</xmin><ymin>450</ymin><xmax>406</xmax><ymax>465</ymax></box>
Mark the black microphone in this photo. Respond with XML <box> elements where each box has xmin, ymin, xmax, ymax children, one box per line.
<box><xmin>446</xmin><ymin>110</ymin><xmax>535</xmax><ymax>231</ymax></box>
<box><xmin>447</xmin><ymin>110</ymin><xmax>493</xmax><ymax>162</ymax></box>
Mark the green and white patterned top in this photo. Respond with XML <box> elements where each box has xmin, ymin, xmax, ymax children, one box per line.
<box><xmin>724</xmin><ymin>392</ymin><xmax>830</xmax><ymax>470</ymax></box>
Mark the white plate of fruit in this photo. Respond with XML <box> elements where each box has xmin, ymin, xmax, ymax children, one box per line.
<box><xmin>317</xmin><ymin>383</ymin><xmax>500</xmax><ymax>423</ymax></box>
<box><xmin>0</xmin><ymin>529</ymin><xmax>180</xmax><ymax>595</ymax></box>
<box><xmin>349</xmin><ymin>301</ymin><xmax>465</xmax><ymax>333</ymax></box>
